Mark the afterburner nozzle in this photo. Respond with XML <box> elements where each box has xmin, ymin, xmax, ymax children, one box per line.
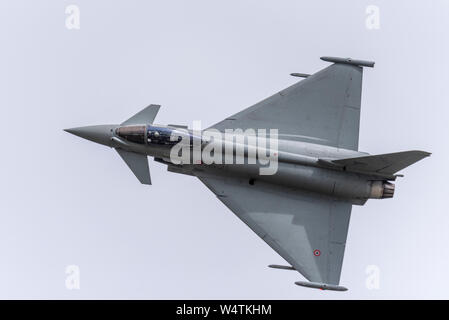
<box><xmin>382</xmin><ymin>182</ymin><xmax>395</xmax><ymax>198</ymax></box>
<box><xmin>369</xmin><ymin>181</ymin><xmax>395</xmax><ymax>199</ymax></box>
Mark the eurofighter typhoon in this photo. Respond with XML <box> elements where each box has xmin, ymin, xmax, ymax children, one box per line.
<box><xmin>65</xmin><ymin>56</ymin><xmax>430</xmax><ymax>291</ymax></box>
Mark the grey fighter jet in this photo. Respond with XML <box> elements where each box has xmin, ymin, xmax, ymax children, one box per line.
<box><xmin>65</xmin><ymin>56</ymin><xmax>430</xmax><ymax>291</ymax></box>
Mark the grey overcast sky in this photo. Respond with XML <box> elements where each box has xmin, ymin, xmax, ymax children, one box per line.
<box><xmin>0</xmin><ymin>0</ymin><xmax>448</xmax><ymax>299</ymax></box>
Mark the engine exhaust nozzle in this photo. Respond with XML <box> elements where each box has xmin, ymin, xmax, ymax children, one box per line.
<box><xmin>369</xmin><ymin>181</ymin><xmax>395</xmax><ymax>199</ymax></box>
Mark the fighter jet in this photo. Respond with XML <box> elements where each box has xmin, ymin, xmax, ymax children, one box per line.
<box><xmin>65</xmin><ymin>56</ymin><xmax>430</xmax><ymax>291</ymax></box>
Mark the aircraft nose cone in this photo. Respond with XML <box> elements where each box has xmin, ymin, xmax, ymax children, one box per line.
<box><xmin>64</xmin><ymin>125</ymin><xmax>116</xmax><ymax>146</ymax></box>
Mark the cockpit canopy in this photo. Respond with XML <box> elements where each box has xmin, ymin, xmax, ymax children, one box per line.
<box><xmin>115</xmin><ymin>125</ymin><xmax>146</xmax><ymax>144</ymax></box>
<box><xmin>147</xmin><ymin>126</ymin><xmax>182</xmax><ymax>145</ymax></box>
<box><xmin>115</xmin><ymin>125</ymin><xmax>191</xmax><ymax>146</ymax></box>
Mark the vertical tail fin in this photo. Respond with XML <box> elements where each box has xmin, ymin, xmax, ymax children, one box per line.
<box><xmin>331</xmin><ymin>150</ymin><xmax>431</xmax><ymax>176</ymax></box>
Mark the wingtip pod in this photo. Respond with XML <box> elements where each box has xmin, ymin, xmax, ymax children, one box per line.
<box><xmin>321</xmin><ymin>56</ymin><xmax>375</xmax><ymax>68</ymax></box>
<box><xmin>268</xmin><ymin>264</ymin><xmax>296</xmax><ymax>271</ymax></box>
<box><xmin>295</xmin><ymin>281</ymin><xmax>348</xmax><ymax>292</ymax></box>
<box><xmin>290</xmin><ymin>73</ymin><xmax>310</xmax><ymax>78</ymax></box>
